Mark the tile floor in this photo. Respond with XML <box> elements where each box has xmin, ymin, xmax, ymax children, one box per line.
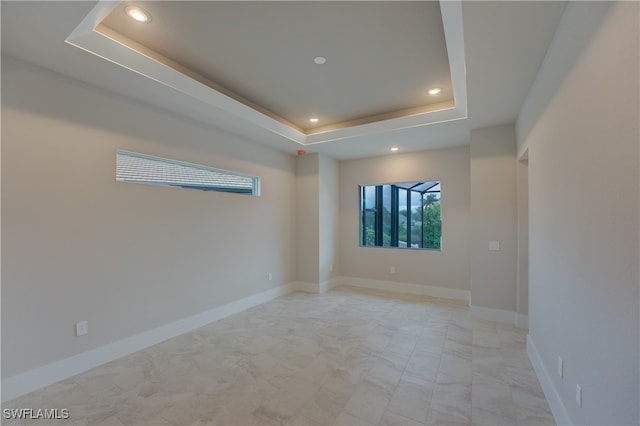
<box><xmin>2</xmin><ymin>286</ymin><xmax>555</xmax><ymax>426</ymax></box>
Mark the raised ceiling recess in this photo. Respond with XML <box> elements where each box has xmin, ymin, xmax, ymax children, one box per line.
<box><xmin>66</xmin><ymin>1</ymin><xmax>468</xmax><ymax>147</ymax></box>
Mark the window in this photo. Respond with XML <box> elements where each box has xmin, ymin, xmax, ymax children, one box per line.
<box><xmin>116</xmin><ymin>150</ymin><xmax>260</xmax><ymax>196</ymax></box>
<box><xmin>359</xmin><ymin>181</ymin><xmax>441</xmax><ymax>250</ymax></box>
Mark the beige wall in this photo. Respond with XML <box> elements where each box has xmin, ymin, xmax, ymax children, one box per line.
<box><xmin>517</xmin><ymin>2</ymin><xmax>639</xmax><ymax>424</ymax></box>
<box><xmin>295</xmin><ymin>153</ymin><xmax>340</xmax><ymax>287</ymax></box>
<box><xmin>1</xmin><ymin>56</ymin><xmax>297</xmax><ymax>379</ymax></box>
<box><xmin>319</xmin><ymin>154</ymin><xmax>340</xmax><ymax>284</ymax></box>
<box><xmin>469</xmin><ymin>125</ymin><xmax>518</xmax><ymax>313</ymax></box>
<box><xmin>8</xmin><ymin>10</ymin><xmax>638</xmax><ymax>423</ymax></box>
<box><xmin>295</xmin><ymin>154</ymin><xmax>320</xmax><ymax>285</ymax></box>
<box><xmin>339</xmin><ymin>147</ymin><xmax>470</xmax><ymax>292</ymax></box>
<box><xmin>517</xmin><ymin>159</ymin><xmax>529</xmax><ymax>317</ymax></box>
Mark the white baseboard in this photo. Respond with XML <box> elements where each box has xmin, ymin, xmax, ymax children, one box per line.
<box><xmin>292</xmin><ymin>281</ymin><xmax>319</xmax><ymax>293</ymax></box>
<box><xmin>516</xmin><ymin>314</ymin><xmax>529</xmax><ymax>329</ymax></box>
<box><xmin>341</xmin><ymin>276</ymin><xmax>469</xmax><ymax>303</ymax></box>
<box><xmin>470</xmin><ymin>305</ymin><xmax>517</xmax><ymax>326</ymax></box>
<box><xmin>469</xmin><ymin>306</ymin><xmax>528</xmax><ymax>329</ymax></box>
<box><xmin>319</xmin><ymin>277</ymin><xmax>341</xmax><ymax>293</ymax></box>
<box><xmin>527</xmin><ymin>334</ymin><xmax>571</xmax><ymax>425</ymax></box>
<box><xmin>293</xmin><ymin>278</ymin><xmax>341</xmax><ymax>294</ymax></box>
<box><xmin>1</xmin><ymin>283</ymin><xmax>296</xmax><ymax>403</ymax></box>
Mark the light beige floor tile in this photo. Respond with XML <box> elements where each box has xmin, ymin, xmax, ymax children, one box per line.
<box><xmin>397</xmin><ymin>324</ymin><xmax>425</xmax><ymax>337</ymax></box>
<box><xmin>379</xmin><ymin>410</ymin><xmax>425</xmax><ymax>426</ymax></box>
<box><xmin>515</xmin><ymin>406</ymin><xmax>556</xmax><ymax>426</ymax></box>
<box><xmin>471</xmin><ymin>406</ymin><xmax>517</xmax><ymax>426</ymax></box>
<box><xmin>427</xmin><ymin>382</ymin><xmax>471</xmax><ymax>425</ymax></box>
<box><xmin>426</xmin><ymin>407</ymin><xmax>471</xmax><ymax>426</ymax></box>
<box><xmin>443</xmin><ymin>340</ymin><xmax>472</xmax><ymax>361</ymax></box>
<box><xmin>510</xmin><ymin>383</ymin><xmax>550</xmax><ymax>412</ymax></box>
<box><xmin>343</xmin><ymin>379</ymin><xmax>391</xmax><ymax>425</ymax></box>
<box><xmin>471</xmin><ymin>380</ymin><xmax>517</xmax><ymax>420</ymax></box>
<box><xmin>364</xmin><ymin>359</ymin><xmax>404</xmax><ymax>394</ymax></box>
<box><xmin>187</xmin><ymin>421</ymin><xmax>217</xmax><ymax>426</ymax></box>
<box><xmin>435</xmin><ymin>371</ymin><xmax>470</xmax><ymax>386</ymax></box>
<box><xmin>1</xmin><ymin>287</ymin><xmax>554</xmax><ymax>426</ymax></box>
<box><xmin>385</xmin><ymin>334</ymin><xmax>418</xmax><ymax>356</ymax></box>
<box><xmin>297</xmin><ymin>384</ymin><xmax>351</xmax><ymax>425</ymax></box>
<box><xmin>334</xmin><ymin>412</ymin><xmax>375</xmax><ymax>426</ymax></box>
<box><xmin>285</xmin><ymin>414</ymin><xmax>323</xmax><ymax>426</ymax></box>
<box><xmin>439</xmin><ymin>354</ymin><xmax>471</xmax><ymax>382</ymax></box>
<box><xmin>378</xmin><ymin>350</ymin><xmax>411</xmax><ymax>371</ymax></box>
<box><xmin>253</xmin><ymin>377</ymin><xmax>320</xmax><ymax>424</ymax></box>
<box><xmin>404</xmin><ymin>352</ymin><xmax>440</xmax><ymax>382</ymax></box>
<box><xmin>386</xmin><ymin>374</ymin><xmax>434</xmax><ymax>424</ymax></box>
<box><xmin>472</xmin><ymin>364</ymin><xmax>505</xmax><ymax>385</ymax></box>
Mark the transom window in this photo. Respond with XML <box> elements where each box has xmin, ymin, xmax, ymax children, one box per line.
<box><xmin>360</xmin><ymin>181</ymin><xmax>441</xmax><ymax>250</ymax></box>
<box><xmin>116</xmin><ymin>150</ymin><xmax>260</xmax><ymax>196</ymax></box>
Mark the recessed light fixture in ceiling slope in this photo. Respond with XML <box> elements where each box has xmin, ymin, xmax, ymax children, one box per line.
<box><xmin>65</xmin><ymin>1</ymin><xmax>468</xmax><ymax>149</ymax></box>
<box><xmin>124</xmin><ymin>5</ymin><xmax>151</xmax><ymax>23</ymax></box>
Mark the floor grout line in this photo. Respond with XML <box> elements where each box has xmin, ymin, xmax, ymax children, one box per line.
<box><xmin>2</xmin><ymin>287</ymin><xmax>553</xmax><ymax>426</ymax></box>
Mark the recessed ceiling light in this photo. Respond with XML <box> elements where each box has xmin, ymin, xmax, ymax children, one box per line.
<box><xmin>313</xmin><ymin>56</ymin><xmax>327</xmax><ymax>65</ymax></box>
<box><xmin>309</xmin><ymin>117</ymin><xmax>319</xmax><ymax>123</ymax></box>
<box><xmin>390</xmin><ymin>146</ymin><xmax>400</xmax><ymax>152</ymax></box>
<box><xmin>125</xmin><ymin>5</ymin><xmax>152</xmax><ymax>23</ymax></box>
<box><xmin>427</xmin><ymin>87</ymin><xmax>442</xmax><ymax>96</ymax></box>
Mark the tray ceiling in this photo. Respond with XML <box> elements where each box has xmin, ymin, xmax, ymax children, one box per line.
<box><xmin>66</xmin><ymin>0</ymin><xmax>468</xmax><ymax>146</ymax></box>
<box><xmin>101</xmin><ymin>1</ymin><xmax>454</xmax><ymax>133</ymax></box>
<box><xmin>1</xmin><ymin>1</ymin><xmax>566</xmax><ymax>159</ymax></box>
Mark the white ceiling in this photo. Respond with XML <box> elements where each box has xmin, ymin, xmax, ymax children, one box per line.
<box><xmin>1</xmin><ymin>1</ymin><xmax>567</xmax><ymax>160</ymax></box>
<box><xmin>102</xmin><ymin>1</ymin><xmax>454</xmax><ymax>132</ymax></box>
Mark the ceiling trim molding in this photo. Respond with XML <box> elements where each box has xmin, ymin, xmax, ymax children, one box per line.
<box><xmin>305</xmin><ymin>106</ymin><xmax>467</xmax><ymax>146</ymax></box>
<box><xmin>65</xmin><ymin>0</ymin><xmax>306</xmax><ymax>145</ymax></box>
<box><xmin>440</xmin><ymin>0</ymin><xmax>468</xmax><ymax>119</ymax></box>
<box><xmin>66</xmin><ymin>0</ymin><xmax>468</xmax><ymax>148</ymax></box>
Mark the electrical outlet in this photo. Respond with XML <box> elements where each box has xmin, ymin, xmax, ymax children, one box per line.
<box><xmin>576</xmin><ymin>385</ymin><xmax>582</xmax><ymax>407</ymax></box>
<box><xmin>75</xmin><ymin>321</ymin><xmax>88</xmax><ymax>337</ymax></box>
<box><xmin>268</xmin><ymin>273</ymin><xmax>273</xmax><ymax>281</ymax></box>
<box><xmin>390</xmin><ymin>266</ymin><xmax>396</xmax><ymax>274</ymax></box>
<box><xmin>557</xmin><ymin>357</ymin><xmax>563</xmax><ymax>378</ymax></box>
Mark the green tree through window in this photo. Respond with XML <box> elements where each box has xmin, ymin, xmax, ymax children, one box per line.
<box><xmin>422</xmin><ymin>194</ymin><xmax>442</xmax><ymax>249</ymax></box>
<box><xmin>360</xmin><ymin>182</ymin><xmax>441</xmax><ymax>250</ymax></box>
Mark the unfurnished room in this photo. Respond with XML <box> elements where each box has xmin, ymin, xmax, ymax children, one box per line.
<box><xmin>1</xmin><ymin>1</ymin><xmax>638</xmax><ymax>425</ymax></box>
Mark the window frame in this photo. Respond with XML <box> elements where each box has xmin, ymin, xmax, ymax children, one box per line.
<box><xmin>358</xmin><ymin>181</ymin><xmax>441</xmax><ymax>251</ymax></box>
<box><xmin>116</xmin><ymin>150</ymin><xmax>261</xmax><ymax>196</ymax></box>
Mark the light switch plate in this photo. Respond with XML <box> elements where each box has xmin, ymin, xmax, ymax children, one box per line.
<box><xmin>576</xmin><ymin>385</ymin><xmax>582</xmax><ymax>407</ymax></box>
<box><xmin>557</xmin><ymin>357</ymin><xmax>563</xmax><ymax>378</ymax></box>
<box><xmin>75</xmin><ymin>321</ymin><xmax>88</xmax><ymax>337</ymax></box>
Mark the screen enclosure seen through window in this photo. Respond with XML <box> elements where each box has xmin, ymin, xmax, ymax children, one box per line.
<box><xmin>360</xmin><ymin>181</ymin><xmax>441</xmax><ymax>250</ymax></box>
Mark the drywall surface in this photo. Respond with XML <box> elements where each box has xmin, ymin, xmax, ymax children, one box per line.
<box><xmin>295</xmin><ymin>154</ymin><xmax>320</xmax><ymax>285</ymax></box>
<box><xmin>1</xmin><ymin>56</ymin><xmax>296</xmax><ymax>379</ymax></box>
<box><xmin>469</xmin><ymin>125</ymin><xmax>518</xmax><ymax>313</ymax></box>
<box><xmin>295</xmin><ymin>153</ymin><xmax>339</xmax><ymax>288</ymax></box>
<box><xmin>517</xmin><ymin>2</ymin><xmax>639</xmax><ymax>424</ymax></box>
<box><xmin>517</xmin><ymin>159</ymin><xmax>529</xmax><ymax>316</ymax></box>
<box><xmin>339</xmin><ymin>146</ymin><xmax>470</xmax><ymax>292</ymax></box>
<box><xmin>319</xmin><ymin>154</ymin><xmax>339</xmax><ymax>284</ymax></box>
